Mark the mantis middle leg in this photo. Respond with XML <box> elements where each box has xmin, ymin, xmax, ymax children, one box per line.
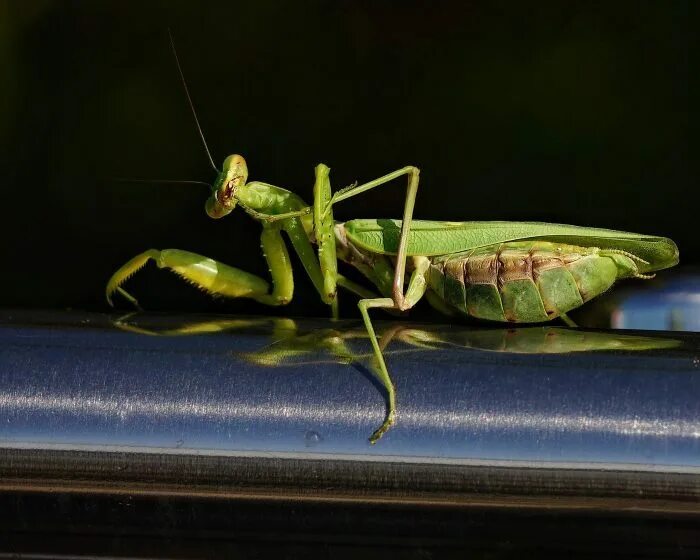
<box><xmin>325</xmin><ymin>165</ymin><xmax>420</xmax><ymax>307</ymax></box>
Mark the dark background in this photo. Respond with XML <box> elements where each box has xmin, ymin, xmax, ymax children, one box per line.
<box><xmin>0</xmin><ymin>0</ymin><xmax>693</xmax><ymax>319</ymax></box>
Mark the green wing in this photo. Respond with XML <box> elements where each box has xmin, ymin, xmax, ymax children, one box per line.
<box><xmin>343</xmin><ymin>219</ymin><xmax>679</xmax><ymax>273</ymax></box>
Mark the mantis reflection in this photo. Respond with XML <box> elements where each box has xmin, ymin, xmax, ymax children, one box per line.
<box><xmin>113</xmin><ymin>314</ymin><xmax>679</xmax><ymax>370</ymax></box>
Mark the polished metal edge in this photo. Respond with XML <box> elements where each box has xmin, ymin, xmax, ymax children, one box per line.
<box><xmin>1</xmin><ymin>448</ymin><xmax>698</xmax><ymax>511</ymax></box>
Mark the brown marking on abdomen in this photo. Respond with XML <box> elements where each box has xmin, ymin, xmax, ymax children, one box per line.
<box><xmin>464</xmin><ymin>251</ymin><xmax>499</xmax><ymax>285</ymax></box>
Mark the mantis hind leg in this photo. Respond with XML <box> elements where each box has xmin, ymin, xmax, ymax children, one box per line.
<box><xmin>319</xmin><ymin>164</ymin><xmax>424</xmax><ymax>442</ymax></box>
<box><xmin>560</xmin><ymin>312</ymin><xmax>578</xmax><ymax>328</ymax></box>
<box><xmin>106</xmin><ymin>225</ymin><xmax>294</xmax><ymax>308</ymax></box>
<box><xmin>358</xmin><ymin>257</ymin><xmax>431</xmax><ymax>444</ymax></box>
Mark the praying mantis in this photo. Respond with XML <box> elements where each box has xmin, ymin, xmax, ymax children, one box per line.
<box><xmin>106</xmin><ymin>33</ymin><xmax>679</xmax><ymax>443</ymax></box>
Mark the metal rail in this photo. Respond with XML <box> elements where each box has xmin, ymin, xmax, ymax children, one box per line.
<box><xmin>0</xmin><ymin>309</ymin><xmax>698</xmax><ymax>556</ymax></box>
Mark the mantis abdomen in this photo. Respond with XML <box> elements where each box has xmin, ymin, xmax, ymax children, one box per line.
<box><xmin>428</xmin><ymin>240</ymin><xmax>646</xmax><ymax>323</ymax></box>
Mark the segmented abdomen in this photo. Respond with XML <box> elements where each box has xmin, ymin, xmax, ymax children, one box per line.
<box><xmin>428</xmin><ymin>241</ymin><xmax>622</xmax><ymax>322</ymax></box>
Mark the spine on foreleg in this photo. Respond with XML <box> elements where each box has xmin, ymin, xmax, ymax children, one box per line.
<box><xmin>428</xmin><ymin>241</ymin><xmax>642</xmax><ymax>323</ymax></box>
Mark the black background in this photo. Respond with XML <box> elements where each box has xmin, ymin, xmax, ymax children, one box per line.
<box><xmin>0</xmin><ymin>1</ymin><xmax>693</xmax><ymax>318</ymax></box>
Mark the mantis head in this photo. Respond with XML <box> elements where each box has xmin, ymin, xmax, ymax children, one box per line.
<box><xmin>206</xmin><ymin>154</ymin><xmax>248</xmax><ymax>219</ymax></box>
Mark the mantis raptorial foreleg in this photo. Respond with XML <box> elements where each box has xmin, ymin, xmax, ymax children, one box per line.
<box><xmin>106</xmin><ymin>222</ymin><xmax>323</xmax><ymax>309</ymax></box>
<box><xmin>106</xmin><ymin>248</ymin><xmax>270</xmax><ymax>308</ymax></box>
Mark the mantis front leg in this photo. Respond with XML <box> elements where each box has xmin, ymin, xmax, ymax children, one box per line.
<box><xmin>106</xmin><ymin>224</ymin><xmax>297</xmax><ymax>309</ymax></box>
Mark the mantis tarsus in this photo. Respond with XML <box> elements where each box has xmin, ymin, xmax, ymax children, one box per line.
<box><xmin>106</xmin><ymin>33</ymin><xmax>680</xmax><ymax>443</ymax></box>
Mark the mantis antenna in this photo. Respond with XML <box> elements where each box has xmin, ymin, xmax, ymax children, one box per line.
<box><xmin>168</xmin><ymin>28</ymin><xmax>220</xmax><ymax>173</ymax></box>
<box><xmin>111</xmin><ymin>178</ymin><xmax>212</xmax><ymax>188</ymax></box>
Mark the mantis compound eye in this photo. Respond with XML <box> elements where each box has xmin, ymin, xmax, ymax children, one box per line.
<box><xmin>206</xmin><ymin>154</ymin><xmax>248</xmax><ymax>219</ymax></box>
<box><xmin>205</xmin><ymin>187</ymin><xmax>237</xmax><ymax>219</ymax></box>
<box><xmin>223</xmin><ymin>154</ymin><xmax>248</xmax><ymax>185</ymax></box>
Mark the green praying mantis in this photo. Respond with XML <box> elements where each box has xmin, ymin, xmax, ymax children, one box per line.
<box><xmin>106</xmin><ymin>33</ymin><xmax>679</xmax><ymax>443</ymax></box>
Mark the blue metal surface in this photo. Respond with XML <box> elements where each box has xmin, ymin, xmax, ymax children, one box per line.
<box><xmin>0</xmin><ymin>309</ymin><xmax>698</xmax><ymax>471</ymax></box>
<box><xmin>612</xmin><ymin>274</ymin><xmax>700</xmax><ymax>331</ymax></box>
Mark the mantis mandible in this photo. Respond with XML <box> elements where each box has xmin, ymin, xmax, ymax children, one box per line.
<box><xmin>106</xmin><ymin>33</ymin><xmax>680</xmax><ymax>443</ymax></box>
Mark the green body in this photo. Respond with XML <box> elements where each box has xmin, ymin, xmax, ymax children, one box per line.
<box><xmin>342</xmin><ymin>219</ymin><xmax>678</xmax><ymax>273</ymax></box>
<box><xmin>340</xmin><ymin>219</ymin><xmax>678</xmax><ymax>323</ymax></box>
